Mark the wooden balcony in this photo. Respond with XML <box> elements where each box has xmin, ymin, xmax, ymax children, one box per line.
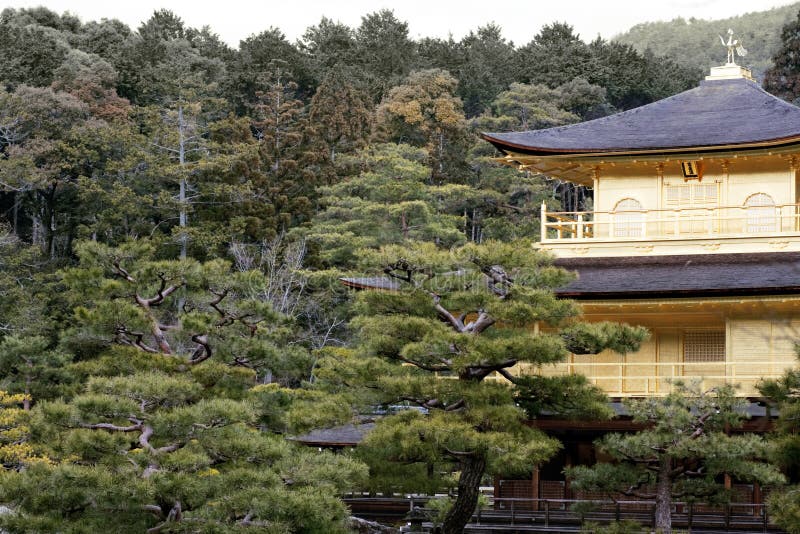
<box><xmin>540</xmin><ymin>203</ymin><xmax>800</xmax><ymax>255</ymax></box>
<box><xmin>530</xmin><ymin>359</ymin><xmax>796</xmax><ymax>397</ymax></box>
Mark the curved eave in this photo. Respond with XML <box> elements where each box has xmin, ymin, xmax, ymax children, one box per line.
<box><xmin>481</xmin><ymin>132</ymin><xmax>800</xmax><ymax>159</ymax></box>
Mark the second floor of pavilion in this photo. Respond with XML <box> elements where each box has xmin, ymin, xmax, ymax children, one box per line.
<box><xmin>483</xmin><ymin>65</ymin><xmax>800</xmax><ymax>257</ymax></box>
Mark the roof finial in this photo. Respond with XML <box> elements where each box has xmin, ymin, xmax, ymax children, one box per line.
<box><xmin>719</xmin><ymin>28</ymin><xmax>748</xmax><ymax>65</ymax></box>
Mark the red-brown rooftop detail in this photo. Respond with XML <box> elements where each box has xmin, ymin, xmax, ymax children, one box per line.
<box><xmin>482</xmin><ymin>78</ymin><xmax>800</xmax><ymax>156</ymax></box>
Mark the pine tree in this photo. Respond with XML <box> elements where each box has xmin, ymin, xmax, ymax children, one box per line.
<box><xmin>0</xmin><ymin>239</ymin><xmax>365</xmax><ymax>532</ymax></box>
<box><xmin>758</xmin><ymin>354</ymin><xmax>800</xmax><ymax>533</ymax></box>
<box><xmin>302</xmin><ymin>143</ymin><xmax>467</xmax><ymax>269</ymax></box>
<box><xmin>319</xmin><ymin>240</ymin><xmax>647</xmax><ymax>534</ymax></box>
<box><xmin>568</xmin><ymin>381</ymin><xmax>785</xmax><ymax>534</ymax></box>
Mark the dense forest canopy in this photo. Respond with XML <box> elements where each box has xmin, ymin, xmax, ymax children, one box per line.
<box><xmin>0</xmin><ymin>3</ymin><xmax>798</xmax><ymax>532</ymax></box>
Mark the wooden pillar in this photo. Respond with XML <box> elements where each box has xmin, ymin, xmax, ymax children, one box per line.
<box><xmin>592</xmin><ymin>166</ymin><xmax>601</xmax><ymax>209</ymax></box>
<box><xmin>532</xmin><ymin>467</ymin><xmax>540</xmax><ymax>511</ymax></box>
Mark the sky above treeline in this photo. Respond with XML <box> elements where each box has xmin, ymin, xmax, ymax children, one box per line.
<box><xmin>5</xmin><ymin>0</ymin><xmax>796</xmax><ymax>46</ymax></box>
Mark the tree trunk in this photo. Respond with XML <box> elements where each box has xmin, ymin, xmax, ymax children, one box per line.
<box><xmin>441</xmin><ymin>454</ymin><xmax>486</xmax><ymax>534</ymax></box>
<box><xmin>178</xmin><ymin>104</ymin><xmax>187</xmax><ymax>261</ymax></box>
<box><xmin>654</xmin><ymin>458</ymin><xmax>673</xmax><ymax>533</ymax></box>
<box><xmin>12</xmin><ymin>191</ymin><xmax>18</xmax><ymax>236</ymax></box>
<box><xmin>23</xmin><ymin>368</ymin><xmax>31</xmax><ymax>411</ymax></box>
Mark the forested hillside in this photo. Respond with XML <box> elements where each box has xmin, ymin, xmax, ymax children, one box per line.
<box><xmin>615</xmin><ymin>2</ymin><xmax>800</xmax><ymax>77</ymax></box>
<box><xmin>0</xmin><ymin>4</ymin><xmax>796</xmax><ymax>532</ymax></box>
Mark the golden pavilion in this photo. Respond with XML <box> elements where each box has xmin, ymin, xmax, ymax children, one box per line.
<box><xmin>483</xmin><ymin>62</ymin><xmax>800</xmax><ymax>400</ymax></box>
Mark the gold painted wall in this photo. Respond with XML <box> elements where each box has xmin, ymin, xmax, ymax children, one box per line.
<box><xmin>593</xmin><ymin>158</ymin><xmax>794</xmax><ymax>215</ymax></box>
<box><xmin>728</xmin><ymin>318</ymin><xmax>798</xmax><ymax>388</ymax></box>
<box><xmin>527</xmin><ymin>317</ymin><xmax>797</xmax><ymax>397</ymax></box>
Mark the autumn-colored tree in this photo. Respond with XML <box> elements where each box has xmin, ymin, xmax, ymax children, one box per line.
<box><xmin>377</xmin><ymin>69</ymin><xmax>471</xmax><ymax>184</ymax></box>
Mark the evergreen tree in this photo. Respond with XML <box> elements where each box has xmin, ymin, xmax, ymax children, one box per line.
<box><xmin>250</xmin><ymin>67</ymin><xmax>317</xmax><ymax>235</ymax></box>
<box><xmin>515</xmin><ymin>23</ymin><xmax>596</xmax><ymax>88</ymax></box>
<box><xmin>568</xmin><ymin>381</ymin><xmax>785</xmax><ymax>534</ymax></box>
<box><xmin>303</xmin><ymin>143</ymin><xmax>466</xmax><ymax>269</ymax></box>
<box><xmin>319</xmin><ymin>241</ymin><xmax>647</xmax><ymax>534</ymax></box>
<box><xmin>764</xmin><ymin>9</ymin><xmax>800</xmax><ymax>103</ymax></box>
<box><xmin>455</xmin><ymin>24</ymin><xmax>516</xmax><ymax>117</ymax></box>
<box><xmin>376</xmin><ymin>69</ymin><xmax>472</xmax><ymax>184</ymax></box>
<box><xmin>475</xmin><ymin>82</ymin><xmax>581</xmax><ymax>132</ymax></box>
<box><xmin>228</xmin><ymin>28</ymin><xmax>312</xmax><ymax>111</ymax></box>
<box><xmin>758</xmin><ymin>354</ymin><xmax>800</xmax><ymax>533</ymax></box>
<box><xmin>308</xmin><ymin>67</ymin><xmax>373</xmax><ymax>167</ymax></box>
<box><xmin>300</xmin><ymin>17</ymin><xmax>358</xmax><ymax>84</ymax></box>
<box><xmin>355</xmin><ymin>9</ymin><xmax>417</xmax><ymax>100</ymax></box>
<box><xmin>0</xmin><ymin>335</ymin><xmax>68</xmax><ymax>410</ymax></box>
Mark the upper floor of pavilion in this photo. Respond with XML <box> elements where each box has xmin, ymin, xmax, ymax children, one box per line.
<box><xmin>482</xmin><ymin>65</ymin><xmax>800</xmax><ymax>258</ymax></box>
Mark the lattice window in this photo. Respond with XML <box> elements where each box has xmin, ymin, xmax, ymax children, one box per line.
<box><xmin>664</xmin><ymin>183</ymin><xmax>718</xmax><ymax>206</ymax></box>
<box><xmin>665</xmin><ymin>184</ymin><xmax>690</xmax><ymax>205</ymax></box>
<box><xmin>694</xmin><ymin>183</ymin><xmax>719</xmax><ymax>204</ymax></box>
<box><xmin>613</xmin><ymin>198</ymin><xmax>644</xmax><ymax>238</ymax></box>
<box><xmin>744</xmin><ymin>193</ymin><xmax>776</xmax><ymax>233</ymax></box>
<box><xmin>684</xmin><ymin>331</ymin><xmax>725</xmax><ymax>363</ymax></box>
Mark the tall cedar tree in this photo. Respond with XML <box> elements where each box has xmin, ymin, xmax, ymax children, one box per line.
<box><xmin>568</xmin><ymin>381</ymin><xmax>784</xmax><ymax>534</ymax></box>
<box><xmin>318</xmin><ymin>241</ymin><xmax>648</xmax><ymax>534</ymax></box>
<box><xmin>251</xmin><ymin>68</ymin><xmax>317</xmax><ymax>234</ymax></box>
<box><xmin>308</xmin><ymin>67</ymin><xmax>372</xmax><ymax>169</ymax></box>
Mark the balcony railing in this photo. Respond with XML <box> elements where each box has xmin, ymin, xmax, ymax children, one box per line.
<box><xmin>541</xmin><ymin>202</ymin><xmax>800</xmax><ymax>243</ymax></box>
<box><xmin>533</xmin><ymin>359</ymin><xmax>796</xmax><ymax>397</ymax></box>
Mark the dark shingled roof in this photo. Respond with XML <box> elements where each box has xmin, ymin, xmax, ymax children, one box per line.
<box><xmin>292</xmin><ymin>422</ymin><xmax>376</xmax><ymax>447</ymax></box>
<box><xmin>482</xmin><ymin>78</ymin><xmax>800</xmax><ymax>155</ymax></box>
<box><xmin>340</xmin><ymin>277</ymin><xmax>401</xmax><ymax>290</ymax></box>
<box><xmin>555</xmin><ymin>252</ymin><xmax>800</xmax><ymax>299</ymax></box>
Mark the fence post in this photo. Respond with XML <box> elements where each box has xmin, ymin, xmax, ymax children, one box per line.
<box><xmin>688</xmin><ymin>502</ymin><xmax>693</xmax><ymax>533</ymax></box>
<box><xmin>545</xmin><ymin>500</ymin><xmax>550</xmax><ymax>527</ymax></box>
<box><xmin>615</xmin><ymin>502</ymin><xmax>620</xmax><ymax>522</ymax></box>
<box><xmin>724</xmin><ymin>503</ymin><xmax>731</xmax><ymax>529</ymax></box>
<box><xmin>510</xmin><ymin>499</ymin><xmax>515</xmax><ymax>525</ymax></box>
<box><xmin>763</xmin><ymin>504</ymin><xmax>768</xmax><ymax>533</ymax></box>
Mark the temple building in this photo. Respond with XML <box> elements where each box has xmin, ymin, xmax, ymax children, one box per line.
<box><xmin>481</xmin><ymin>58</ymin><xmax>800</xmax><ymax>506</ymax></box>
<box><xmin>483</xmin><ymin>62</ymin><xmax>800</xmax><ymax>400</ymax></box>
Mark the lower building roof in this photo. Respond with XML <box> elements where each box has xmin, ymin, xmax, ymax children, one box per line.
<box><xmin>555</xmin><ymin>252</ymin><xmax>800</xmax><ymax>299</ymax></box>
<box><xmin>292</xmin><ymin>422</ymin><xmax>376</xmax><ymax>448</ymax></box>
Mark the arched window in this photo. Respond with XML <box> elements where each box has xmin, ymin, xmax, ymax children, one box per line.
<box><xmin>744</xmin><ymin>193</ymin><xmax>776</xmax><ymax>233</ymax></box>
<box><xmin>613</xmin><ymin>198</ymin><xmax>644</xmax><ymax>238</ymax></box>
